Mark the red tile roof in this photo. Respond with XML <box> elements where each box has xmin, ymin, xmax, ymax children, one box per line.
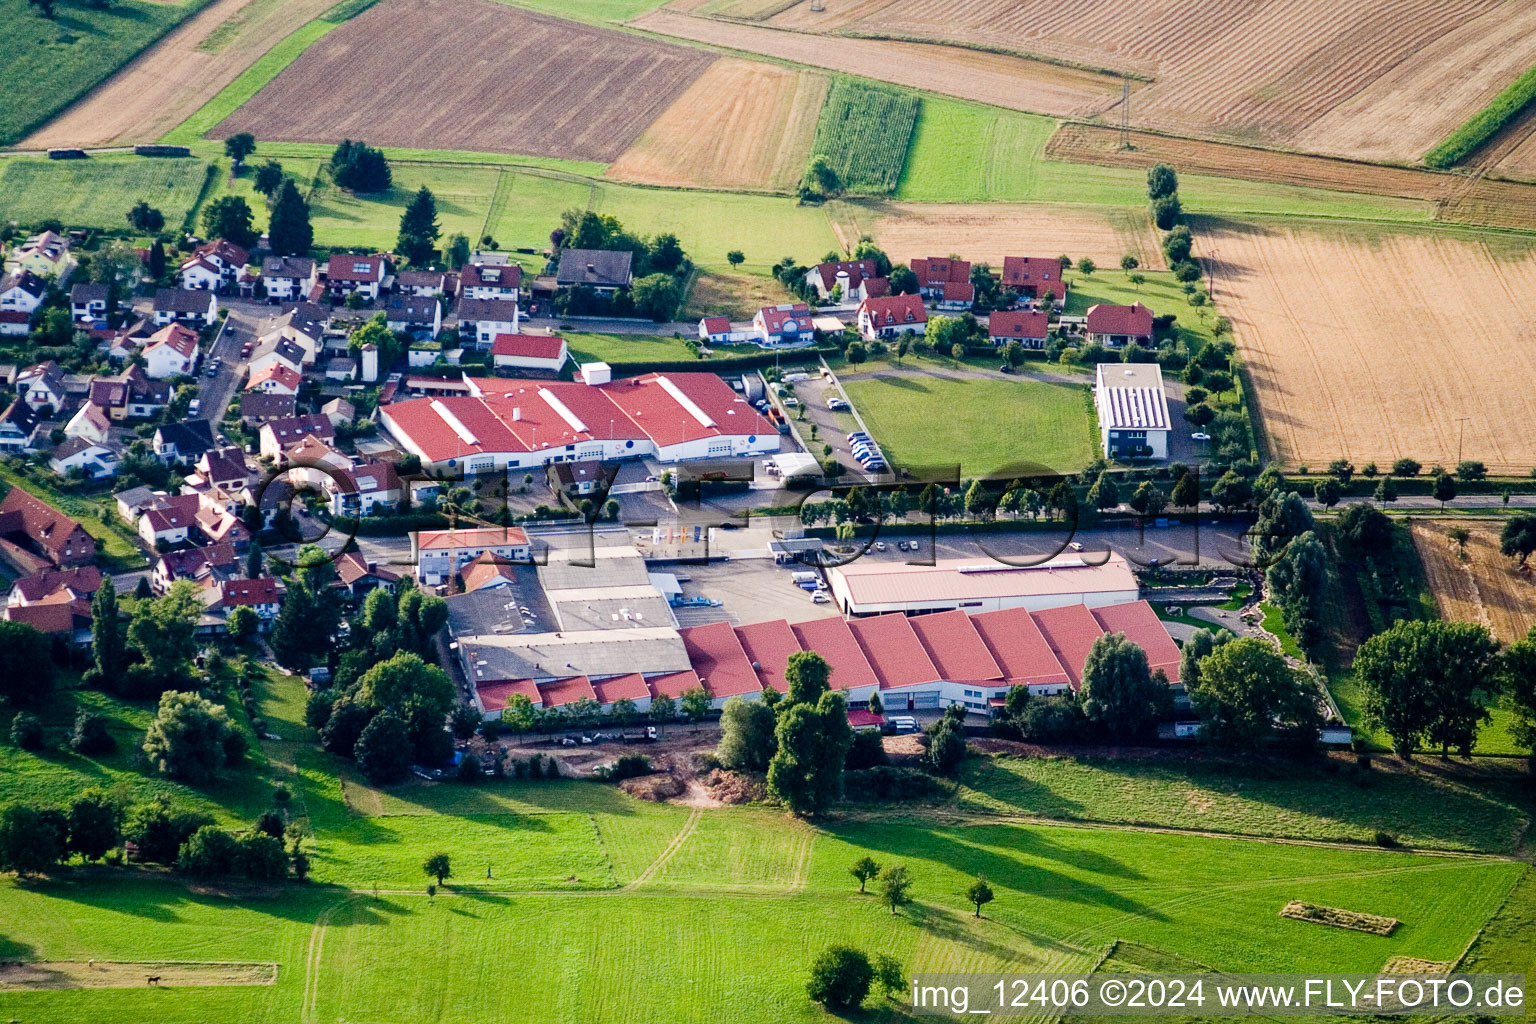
<box><xmin>1086</xmin><ymin>302</ymin><xmax>1154</xmax><ymax>337</ymax></box>
<box><xmin>645</xmin><ymin>669</ymin><xmax>701</xmax><ymax>700</ymax></box>
<box><xmin>859</xmin><ymin>293</ymin><xmax>928</xmax><ymax>328</ymax></box>
<box><xmin>1093</xmin><ymin>600</ymin><xmax>1182</xmax><ymax>682</ymax></box>
<box><xmin>0</xmin><ymin>487</ymin><xmax>95</xmax><ymax>563</ymax></box>
<box><xmin>939</xmin><ymin>281</ymin><xmax>974</xmax><ymax>302</ymax></box>
<box><xmin>11</xmin><ymin>565</ymin><xmax>101</xmax><ymax>603</ymax></box>
<box><xmin>460</xmin><ymin>262</ymin><xmax>520</xmax><ymax>291</ymax></box>
<box><xmin>1000</xmin><ymin>257</ymin><xmax>1064</xmax><ymax>298</ymax></box>
<box><xmin>911</xmin><ymin>256</ymin><xmax>971</xmax><ymax>286</ymax></box>
<box><xmin>812</xmin><ymin>258</ymin><xmax>880</xmax><ymax>292</ymax></box>
<box><xmin>967</xmin><ymin>606</ymin><xmax>1071</xmax><ymax>687</ymax></box>
<box><xmin>755</xmin><ymin>303</ymin><xmax>811</xmax><ymax>335</ymax></box>
<box><xmin>907</xmin><ymin>610</ymin><xmax>1003</xmax><ymax>683</ymax></box>
<box><xmin>592</xmin><ymin>673</ymin><xmax>650</xmax><ymax>704</ymax></box>
<box><xmin>848</xmin><ymin>613</ymin><xmax>941</xmax><ymax>690</ymax></box>
<box><xmin>461</xmin><ymin>551</ymin><xmax>517</xmax><ymax>591</ymax></box>
<box><xmin>145</xmin><ymin>323</ymin><xmax>199</xmax><ymax>359</ymax></box>
<box><xmin>478</xmin><ymin>678</ymin><xmax>541</xmax><ymax>712</ymax></box>
<box><xmin>1031</xmin><ymin>603</ymin><xmax>1106</xmax><ymax>687</ymax></box>
<box><xmin>789</xmin><ymin>616</ymin><xmax>880</xmax><ymax>692</ymax></box>
<box><xmin>326</xmin><ymin>254</ymin><xmax>385</xmax><ymax>283</ymax></box>
<box><xmin>989</xmin><ymin>311</ymin><xmax>1049</xmax><ymax>340</ymax></box>
<box><xmin>733</xmin><ymin>618</ymin><xmax>803</xmax><ymax>694</ymax></box>
<box><xmin>847</xmin><ymin>708</ymin><xmax>883</xmax><ymax>728</ymax></box>
<box><xmin>491</xmin><ymin>334</ymin><xmax>566</xmax><ymax>361</ymax></box>
<box><xmin>700</xmin><ymin>316</ymin><xmax>730</xmax><ymax>335</ymax></box>
<box><xmin>221</xmin><ymin>577</ymin><xmax>279</xmax><ymax>606</ymax></box>
<box><xmin>416</xmin><ymin>525</ymin><xmax>529</xmax><ymax>551</ymax></box>
<box><xmin>5</xmin><ymin>600</ymin><xmax>86</xmax><ymax>635</ymax></box>
<box><xmin>539</xmin><ymin>675</ymin><xmax>598</xmax><ymax>708</ymax></box>
<box><xmin>678</xmin><ymin>621</ymin><xmax>759</xmax><ymax>699</ymax></box>
<box><xmin>247</xmin><ymin>364</ymin><xmax>301</xmax><ymax>392</ymax></box>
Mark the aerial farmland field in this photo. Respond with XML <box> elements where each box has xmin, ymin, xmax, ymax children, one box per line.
<box><xmin>1410</xmin><ymin>520</ymin><xmax>1536</xmax><ymax>645</ymax></box>
<box><xmin>212</xmin><ymin>0</ymin><xmax>712</xmax><ymax>160</ymax></box>
<box><xmin>0</xmin><ymin>157</ymin><xmax>210</xmax><ymax>233</ymax></box>
<box><xmin>803</xmin><ymin>80</ymin><xmax>919</xmax><ymax>195</ymax></box>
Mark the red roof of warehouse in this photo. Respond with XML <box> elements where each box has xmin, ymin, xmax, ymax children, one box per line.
<box><xmin>1093</xmin><ymin>601</ymin><xmax>1182</xmax><ymax>682</ymax></box>
<box><xmin>1031</xmin><ymin>603</ymin><xmax>1107</xmax><ymax>687</ymax></box>
<box><xmin>733</xmin><ymin>618</ymin><xmax>804</xmax><ymax>694</ymax></box>
<box><xmin>491</xmin><ymin>334</ymin><xmax>566</xmax><ymax>360</ymax></box>
<box><xmin>907</xmin><ymin>610</ymin><xmax>1003</xmax><ymax>683</ymax></box>
<box><xmin>592</xmin><ymin>673</ymin><xmax>651</xmax><ymax>704</ymax></box>
<box><xmin>967</xmin><ymin>606</ymin><xmax>1071</xmax><ymax>687</ymax></box>
<box><xmin>678</xmin><ymin>621</ymin><xmax>759</xmax><ymax>698</ymax></box>
<box><xmin>848</xmin><ymin>613</ymin><xmax>941</xmax><ymax>691</ymax></box>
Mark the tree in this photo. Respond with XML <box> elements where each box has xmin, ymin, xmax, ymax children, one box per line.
<box><xmin>717</xmin><ymin>697</ymin><xmax>777</xmax><ymax>772</ymax></box>
<box><xmin>806</xmin><ymin>946</ymin><xmax>873</xmax><ymax>1011</ymax></box>
<box><xmin>354</xmin><ymin>712</ymin><xmax>412</xmax><ymax>785</ymax></box>
<box><xmin>1392</xmin><ymin>458</ymin><xmax>1422</xmax><ymax>477</ymax></box>
<box><xmin>1209</xmin><ymin>470</ymin><xmax>1253</xmax><ymax>511</ymax></box>
<box><xmin>649</xmin><ymin>692</ymin><xmax>676</xmax><ymax>724</ymax></box>
<box><xmin>177</xmin><ymin>825</ymin><xmax>237</xmax><ymax>877</ymax></box>
<box><xmin>1374</xmin><ymin>475</ymin><xmax>1399</xmax><ymax>504</ymax></box>
<box><xmin>1433</xmin><ymin>472</ymin><xmax>1458</xmax><ymax>510</ymax></box>
<box><xmin>1355</xmin><ymin>620</ymin><xmax>1502</xmax><ymax>758</ymax></box>
<box><xmin>27</xmin><ymin>0</ymin><xmax>58</xmax><ymax>19</ymax></box>
<box><xmin>766</xmin><ymin>691</ymin><xmax>853</xmax><ymax>816</ymax></box>
<box><xmin>1151</xmin><ymin>194</ymin><xmax>1182</xmax><ymax>230</ymax></box>
<box><xmin>1178</xmin><ymin>628</ymin><xmax>1232</xmax><ymax>694</ymax></box>
<box><xmin>1171</xmin><ymin>471</ymin><xmax>1199</xmax><ymax>510</ymax></box>
<box><xmin>252</xmin><ymin>160</ymin><xmax>285</xmax><ymax>197</ymax></box>
<box><xmin>424</xmin><ymin>852</ymin><xmax>452</xmax><ymax>885</ymax></box>
<box><xmin>1086</xmin><ymin>471</ymin><xmax>1119</xmax><ymax>510</ymax></box>
<box><xmin>321</xmin><ymin>699</ymin><xmax>372</xmax><ymax>755</ymax></box>
<box><xmin>234</xmin><ymin>833</ymin><xmax>288</xmax><ymax>880</ymax></box>
<box><xmin>1162</xmin><ymin>225</ymin><xmax>1193</xmax><ymax>264</ymax></box>
<box><xmin>330</xmin><ymin>140</ymin><xmax>391</xmax><ymax>192</ymax></box>
<box><xmin>1184</xmin><ymin>402</ymin><xmax>1215</xmax><ymax>428</ymax></box>
<box><xmin>680</xmin><ymin>687</ymin><xmax>713</xmax><ymax>723</ymax></box>
<box><xmin>1121</xmin><ymin>254</ymin><xmax>1140</xmax><ymax>272</ymax></box>
<box><xmin>784</xmin><ymin>650</ymin><xmax>831</xmax><ymax>706</ymax></box>
<box><xmin>631</xmin><ymin>273</ymin><xmax>682</xmax><ymax>321</ymax></box>
<box><xmin>1500</xmin><ymin>514</ymin><xmax>1536</xmax><ymax>569</ymax></box>
<box><xmin>224</xmin><ymin>133</ymin><xmax>256</xmax><ymax>170</ymax></box>
<box><xmin>226</xmin><ymin>604</ymin><xmax>259</xmax><ymax>641</ymax></box>
<box><xmin>1079</xmin><ymin>633</ymin><xmax>1165</xmax><ymax>740</ymax></box>
<box><xmin>1336</xmin><ymin>502</ymin><xmax>1394</xmax><ymax>558</ymax></box>
<box><xmin>1188</xmin><ymin>638</ymin><xmax>1321</xmax><ymax>748</ymax></box>
<box><xmin>1130</xmin><ymin>481</ymin><xmax>1168</xmax><ymax>517</ymax></box>
<box><xmin>0</xmin><ymin>620</ymin><xmax>55</xmax><ymax>705</ymax></box>
<box><xmin>200</xmin><ymin>195</ymin><xmax>257</xmax><ymax>249</ymax></box>
<box><xmin>397</xmin><ymin>186</ymin><xmax>440</xmax><ymax>265</ymax></box>
<box><xmin>267</xmin><ymin>179</ymin><xmax>313</xmax><ymax>256</ymax></box>
<box><xmin>1502</xmin><ymin>630</ymin><xmax>1536</xmax><ymax>759</ymax></box>
<box><xmin>123</xmin><ymin>797</ymin><xmax>212</xmax><ymax>865</ymax></box>
<box><xmin>925</xmin><ymin>710</ymin><xmax>968</xmax><ymax>775</ymax></box>
<box><xmin>966</xmin><ymin>874</ymin><xmax>995</xmax><ymax>918</ymax></box>
<box><xmin>127</xmin><ymin>200</ymin><xmax>164</xmax><ymax>233</ymax></box>
<box><xmin>0</xmin><ymin>805</ymin><xmax>67</xmax><ymax>875</ymax></box>
<box><xmin>726</xmin><ymin>250</ymin><xmax>744</xmax><ymax>268</ymax></box>
<box><xmin>1456</xmin><ymin>460</ymin><xmax>1488</xmax><ymax>482</ymax></box>
<box><xmin>1312</xmin><ymin>477</ymin><xmax>1342</xmax><ymax>510</ymax></box>
<box><xmin>143</xmin><ymin>691</ymin><xmax>238</xmax><ymax>782</ymax></box>
<box><xmin>876</xmin><ymin>864</ymin><xmax>913</xmax><ymax>915</ymax></box>
<box><xmin>444</xmin><ymin>233</ymin><xmax>471</xmax><ymax>269</ymax></box>
<box><xmin>1147</xmin><ymin>163</ymin><xmax>1179</xmax><ymax>200</ymax></box>
<box><xmin>67</xmin><ymin>788</ymin><xmax>124</xmax><ymax>862</ymax></box>
<box><xmin>849</xmin><ymin>855</ymin><xmax>881</xmax><ymax>893</ymax></box>
<box><xmin>887</xmin><ymin>264</ymin><xmax>918</xmax><ymax>295</ymax></box>
<box><xmin>148</xmin><ymin>239</ymin><xmax>166</xmax><ymax>280</ymax></box>
<box><xmin>269</xmin><ymin>564</ymin><xmax>341</xmax><ymax>671</ymax></box>
<box><xmin>450</xmin><ymin>704</ymin><xmax>483</xmax><ymax>741</ymax></box>
<box><xmin>1266</xmin><ymin>531</ymin><xmax>1328</xmax><ymax>651</ymax></box>
<box><xmin>126</xmin><ymin>582</ymin><xmax>201</xmax><ymax>690</ymax></box>
<box><xmin>802</xmin><ymin>155</ymin><xmax>842</xmax><ymax>198</ymax></box>
<box><xmin>10</xmin><ymin>712</ymin><xmax>43</xmax><ymax>750</ymax></box>
<box><xmin>70</xmin><ymin>710</ymin><xmax>115</xmax><ymax>756</ymax></box>
<box><xmin>1077</xmin><ymin>257</ymin><xmax>1097</xmax><ymax>277</ymax></box>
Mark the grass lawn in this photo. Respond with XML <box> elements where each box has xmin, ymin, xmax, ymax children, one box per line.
<box><xmin>1064</xmin><ymin>268</ymin><xmax>1220</xmax><ymax>348</ymax></box>
<box><xmin>682</xmin><ymin>267</ymin><xmax>800</xmax><ymax>320</ymax></box>
<box><xmin>562</xmin><ymin>330</ymin><xmax>762</xmax><ymax>367</ymax></box>
<box><xmin>482</xmin><ymin>170</ymin><xmax>594</xmax><ymax>254</ymax></box>
<box><xmin>842</xmin><ymin>374</ymin><xmax>1097</xmax><ymax>476</ymax></box>
<box><xmin>199</xmin><ymin>157</ymin><xmax>322</xmax><ymax>235</ymax></box>
<box><xmin>0</xmin><ymin>0</ymin><xmax>214</xmax><ymax>145</ymax></box>
<box><xmin>494</xmin><ymin>0</ymin><xmax>670</xmax><ymax>24</ymax></box>
<box><xmin>308</xmin><ymin>164</ymin><xmax>501</xmax><ymax>250</ymax></box>
<box><xmin>0</xmin><ymin>469</ymin><xmax>148</xmax><ymax>570</ymax></box>
<box><xmin>0</xmin><ymin>156</ymin><xmax>211</xmax><ymax>233</ymax></box>
<box><xmin>591</xmin><ymin>182</ymin><xmax>840</xmax><ymax>273</ymax></box>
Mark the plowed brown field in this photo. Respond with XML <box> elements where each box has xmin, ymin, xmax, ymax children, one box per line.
<box><xmin>215</xmin><ymin>0</ymin><xmax>712</xmax><ymax>161</ymax></box>
<box><xmin>629</xmin><ymin>9</ymin><xmax>1122</xmax><ymax>120</ymax></box>
<box><xmin>1411</xmin><ymin>521</ymin><xmax>1536</xmax><ymax>644</ymax></box>
<box><xmin>22</xmin><ymin>0</ymin><xmax>338</xmax><ymax>148</ymax></box>
<box><xmin>606</xmin><ymin>59</ymin><xmax>826</xmax><ymax>191</ymax></box>
<box><xmin>831</xmin><ymin>200</ymin><xmax>1165</xmax><ymax>270</ymax></box>
<box><xmin>1203</xmin><ymin>220</ymin><xmax>1536</xmax><ymax>472</ymax></box>
<box><xmin>725</xmin><ymin>0</ymin><xmax>1536</xmax><ymax>165</ymax></box>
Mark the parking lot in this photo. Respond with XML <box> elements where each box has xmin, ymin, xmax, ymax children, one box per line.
<box><xmin>665</xmin><ymin>557</ymin><xmax>843</xmax><ymax>627</ymax></box>
<box><xmin>784</xmin><ymin>372</ymin><xmax>887</xmax><ymax>484</ymax></box>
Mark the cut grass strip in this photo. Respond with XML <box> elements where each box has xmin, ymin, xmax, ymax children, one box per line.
<box><xmin>1424</xmin><ymin>64</ymin><xmax>1536</xmax><ymax>168</ymax></box>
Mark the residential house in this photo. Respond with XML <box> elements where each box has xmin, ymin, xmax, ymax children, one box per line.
<box><xmin>220</xmin><ymin>577</ymin><xmax>281</xmax><ymax>627</ymax></box>
<box><xmin>139</xmin><ymin>493</ymin><xmax>201</xmax><ymax>548</ymax></box>
<box><xmin>1</xmin><ymin>271</ymin><xmax>47</xmax><ymax>318</ymax></box>
<box><xmin>548</xmin><ymin>459</ymin><xmax>607</xmax><ymax>497</ymax></box>
<box><xmin>14</xmin><ymin>361</ymin><xmax>68</xmax><ymax>413</ymax></box>
<box><xmin>0</xmin><ymin>311</ymin><xmax>29</xmax><ymax>338</ymax></box>
<box><xmin>459</xmin><ymin>262</ymin><xmax>520</xmax><ymax>301</ymax></box>
<box><xmin>804</xmin><ymin>259</ymin><xmax>885</xmax><ymax>302</ymax></box>
<box><xmin>258</xmin><ymin>414</ymin><xmax>334</xmax><ymax>460</ymax></box>
<box><xmin>152</xmin><ymin>542</ymin><xmax>237</xmax><ymax>595</ymax></box>
<box><xmin>555</xmin><ymin>250</ymin><xmax>631</xmax><ymax>296</ymax></box>
<box><xmin>151</xmin><ymin>288</ymin><xmax>217</xmax><ymax>328</ymax></box>
<box><xmin>384</xmin><ymin>294</ymin><xmax>442</xmax><ymax>339</ymax></box>
<box><xmin>1085</xmin><ymin>303</ymin><xmax>1155</xmax><ymax>348</ymax></box>
<box><xmin>1000</xmin><ymin>256</ymin><xmax>1066</xmax><ymax>307</ymax></box>
<box><xmin>195</xmin><ymin>447</ymin><xmax>251</xmax><ymax>492</ymax></box>
<box><xmin>752</xmin><ymin>303</ymin><xmax>813</xmax><ymax>347</ymax></box>
<box><xmin>411</xmin><ymin>525</ymin><xmax>531</xmax><ymax>585</ymax></box>
<box><xmin>246</xmin><ymin>363</ymin><xmax>302</xmax><ymax>396</ymax></box>
<box><xmin>63</xmin><ymin>401</ymin><xmax>112</xmax><ymax>443</ymax></box>
<box><xmin>49</xmin><ymin>438</ymin><xmax>119</xmax><ymax>479</ymax></box>
<box><xmin>240</xmin><ymin>392</ymin><xmax>297</xmax><ymax>425</ymax></box>
<box><xmin>6</xmin><ymin>566</ymin><xmax>101</xmax><ymax>633</ymax></box>
<box><xmin>154</xmin><ymin>420</ymin><xmax>216</xmax><ymax>464</ymax></box>
<box><xmin>104</xmin><ymin>366</ymin><xmax>170</xmax><ymax>420</ymax></box>
<box><xmin>178</xmin><ymin>239</ymin><xmax>249</xmax><ymax>292</ymax></box>
<box><xmin>5</xmin><ymin>231</ymin><xmax>74</xmax><ymax>280</ymax></box>
<box><xmin>490</xmin><ymin>333</ymin><xmax>567</xmax><ymax>374</ymax></box>
<box><xmin>325</xmin><ymin>254</ymin><xmax>386</xmax><ymax>302</ymax></box>
<box><xmin>142</xmin><ymin>323</ymin><xmax>200</xmax><ymax>378</ymax></box>
<box><xmin>987</xmin><ymin>310</ymin><xmax>1050</xmax><ymax>349</ymax></box>
<box><xmin>103</xmin><ymin>317</ymin><xmax>155</xmax><ymax>363</ymax></box>
<box><xmin>0</xmin><ymin>401</ymin><xmax>41</xmax><ymax>453</ymax></box>
<box><xmin>0</xmin><ymin>488</ymin><xmax>96</xmax><ymax>570</ymax></box>
<box><xmin>248</xmin><ymin>335</ymin><xmax>306</xmax><ymax>381</ymax></box>
<box><xmin>857</xmin><ymin>294</ymin><xmax>928</xmax><ymax>340</ymax></box>
<box><xmin>1095</xmin><ymin>362</ymin><xmax>1171</xmax><ymax>460</ymax></box>
<box><xmin>334</xmin><ymin>549</ymin><xmax>400</xmax><ymax>596</ymax></box>
<box><xmin>910</xmin><ymin>256</ymin><xmax>972</xmax><ymax>303</ymax></box>
<box><xmin>69</xmin><ymin>282</ymin><xmax>108</xmax><ymax>324</ymax></box>
<box><xmin>397</xmin><ymin>269</ymin><xmax>449</xmax><ymax>297</ymax></box>
<box><xmin>113</xmin><ymin>485</ymin><xmax>159</xmax><ymax>524</ymax></box>
<box><xmin>697</xmin><ymin>316</ymin><xmax>753</xmax><ymax>346</ymax></box>
<box><xmin>257</xmin><ymin>303</ymin><xmax>326</xmax><ymax>365</ymax></box>
<box><xmin>321</xmin><ymin>397</ymin><xmax>355</xmax><ymax>427</ymax></box>
<box><xmin>325</xmin><ymin>357</ymin><xmax>357</xmax><ymax>382</ymax></box>
<box><xmin>328</xmin><ymin>459</ymin><xmax>401</xmax><ymax>516</ymax></box>
<box><xmin>933</xmin><ymin>280</ymin><xmax>974</xmax><ymax>311</ymax></box>
<box><xmin>459</xmin><ymin>551</ymin><xmax>517</xmax><ymax>592</ymax></box>
<box><xmin>258</xmin><ymin>256</ymin><xmax>317</xmax><ymax>303</ymax></box>
<box><xmin>456</xmin><ymin>297</ymin><xmax>519</xmax><ymax>349</ymax></box>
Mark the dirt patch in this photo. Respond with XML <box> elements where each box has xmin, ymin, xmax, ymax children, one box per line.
<box><xmin>1382</xmin><ymin>956</ymin><xmax>1452</xmax><ymax>974</ymax></box>
<box><xmin>1203</xmin><ymin>218</ymin><xmax>1536</xmax><ymax>471</ymax></box>
<box><xmin>700</xmin><ymin>767</ymin><xmax>765</xmax><ymax>804</ymax></box>
<box><xmin>682</xmin><ymin>267</ymin><xmax>801</xmax><ymax>319</ymax></box>
<box><xmin>621</xmin><ymin>773</ymin><xmax>686</xmax><ymax>802</ymax></box>
<box><xmin>215</xmin><ymin>0</ymin><xmax>713</xmax><ymax>160</ymax></box>
<box><xmin>1411</xmin><ymin>520</ymin><xmax>1536</xmax><ymax>644</ymax></box>
<box><xmin>0</xmin><ymin>961</ymin><xmax>277</xmax><ymax>990</ymax></box>
<box><xmin>608</xmin><ymin>58</ymin><xmax>827</xmax><ymax>191</ymax></box>
<box><xmin>629</xmin><ymin>9</ymin><xmax>1123</xmax><ymax>120</ymax></box>
<box><xmin>1281</xmin><ymin>900</ymin><xmax>1398</xmax><ymax>936</ymax></box>
<box><xmin>840</xmin><ymin>199</ymin><xmax>1165</xmax><ymax>270</ymax></box>
<box><xmin>22</xmin><ymin>0</ymin><xmax>339</xmax><ymax>148</ymax></box>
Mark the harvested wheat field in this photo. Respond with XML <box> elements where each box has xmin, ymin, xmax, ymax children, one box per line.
<box><xmin>22</xmin><ymin>0</ymin><xmax>339</xmax><ymax>148</ymax></box>
<box><xmin>738</xmin><ymin>0</ymin><xmax>1536</xmax><ymax>164</ymax></box>
<box><xmin>835</xmin><ymin>200</ymin><xmax>1165</xmax><ymax>270</ymax></box>
<box><xmin>1411</xmin><ymin>521</ymin><xmax>1536</xmax><ymax>644</ymax></box>
<box><xmin>629</xmin><ymin>9</ymin><xmax>1122</xmax><ymax>120</ymax></box>
<box><xmin>0</xmin><ymin>961</ymin><xmax>277</xmax><ymax>990</ymax></box>
<box><xmin>1203</xmin><ymin>219</ymin><xmax>1536</xmax><ymax>473</ymax></box>
<box><xmin>215</xmin><ymin>0</ymin><xmax>712</xmax><ymax>160</ymax></box>
<box><xmin>607</xmin><ymin>59</ymin><xmax>827</xmax><ymax>191</ymax></box>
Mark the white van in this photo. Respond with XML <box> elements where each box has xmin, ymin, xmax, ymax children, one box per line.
<box><xmin>790</xmin><ymin>571</ymin><xmax>819</xmax><ymax>585</ymax></box>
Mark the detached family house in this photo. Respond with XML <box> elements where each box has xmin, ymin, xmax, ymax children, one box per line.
<box><xmin>326</xmin><ymin>254</ymin><xmax>386</xmax><ymax>302</ymax></box>
<box><xmin>460</xmin><ymin>261</ymin><xmax>520</xmax><ymax>301</ymax></box>
<box><xmin>988</xmin><ymin>310</ymin><xmax>1050</xmax><ymax>349</ymax></box>
<box><xmin>70</xmin><ymin>282</ymin><xmax>108</xmax><ymax>324</ymax></box>
<box><xmin>0</xmin><ymin>488</ymin><xmax>96</xmax><ymax>570</ymax></box>
<box><xmin>5</xmin><ymin>231</ymin><xmax>74</xmax><ymax>280</ymax></box>
<box><xmin>0</xmin><ymin>271</ymin><xmax>45</xmax><ymax>337</ymax></box>
<box><xmin>178</xmin><ymin>239</ymin><xmax>249</xmax><ymax>292</ymax></box>
<box><xmin>384</xmin><ymin>294</ymin><xmax>442</xmax><ymax>340</ymax></box>
<box><xmin>490</xmin><ymin>333</ymin><xmax>567</xmax><ymax>374</ymax></box>
<box><xmin>457</xmin><ymin>297</ymin><xmax>519</xmax><ymax>349</ymax></box>
<box><xmin>1085</xmin><ymin>303</ymin><xmax>1155</xmax><ymax>348</ymax></box>
<box><xmin>142</xmin><ymin>323</ymin><xmax>200</xmax><ymax>379</ymax></box>
<box><xmin>555</xmin><ymin>250</ymin><xmax>631</xmax><ymax>296</ymax></box>
<box><xmin>857</xmin><ymin>294</ymin><xmax>927</xmax><ymax>341</ymax></box>
<box><xmin>152</xmin><ymin>288</ymin><xmax>217</xmax><ymax>328</ymax></box>
<box><xmin>752</xmin><ymin>303</ymin><xmax>813</xmax><ymax>347</ymax></box>
<box><xmin>804</xmin><ymin>259</ymin><xmax>887</xmax><ymax>303</ymax></box>
<box><xmin>49</xmin><ymin>438</ymin><xmax>118</xmax><ymax>480</ymax></box>
<box><xmin>910</xmin><ymin>256</ymin><xmax>973</xmax><ymax>310</ymax></box>
<box><xmin>1000</xmin><ymin>257</ymin><xmax>1066</xmax><ymax>307</ymax></box>
<box><xmin>260</xmin><ymin>256</ymin><xmax>318</xmax><ymax>303</ymax></box>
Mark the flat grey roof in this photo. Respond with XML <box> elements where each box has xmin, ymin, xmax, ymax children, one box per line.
<box><xmin>459</xmin><ymin>627</ymin><xmax>689</xmax><ymax>683</ymax></box>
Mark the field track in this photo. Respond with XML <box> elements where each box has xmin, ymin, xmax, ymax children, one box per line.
<box><xmin>20</xmin><ymin>0</ymin><xmax>338</xmax><ymax>149</ymax></box>
<box><xmin>1203</xmin><ymin>219</ymin><xmax>1536</xmax><ymax>473</ymax></box>
<box><xmin>606</xmin><ymin>59</ymin><xmax>826</xmax><ymax>191</ymax></box>
<box><xmin>1046</xmin><ymin>124</ymin><xmax>1536</xmax><ymax>233</ymax></box>
<box><xmin>1411</xmin><ymin>521</ymin><xmax>1536</xmax><ymax>645</ymax></box>
<box><xmin>215</xmin><ymin>0</ymin><xmax>712</xmax><ymax>160</ymax></box>
<box><xmin>742</xmin><ymin>0</ymin><xmax>1536</xmax><ymax>165</ymax></box>
<box><xmin>629</xmin><ymin>8</ymin><xmax>1122</xmax><ymax>119</ymax></box>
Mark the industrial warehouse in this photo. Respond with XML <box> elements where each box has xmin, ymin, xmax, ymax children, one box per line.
<box><xmin>826</xmin><ymin>553</ymin><xmax>1140</xmax><ymax>616</ymax></box>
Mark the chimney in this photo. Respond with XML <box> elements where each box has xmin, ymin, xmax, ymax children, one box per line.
<box><xmin>512</xmin><ymin>407</ymin><xmax>521</xmax><ymax>421</ymax></box>
<box><xmin>586</xmin><ymin>263</ymin><xmax>595</xmax><ymax>273</ymax></box>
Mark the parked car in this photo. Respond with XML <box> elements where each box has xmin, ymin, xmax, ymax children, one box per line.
<box><xmin>811</xmin><ymin>590</ymin><xmax>830</xmax><ymax>603</ymax></box>
<box><xmin>1191</xmin><ymin>432</ymin><xmax>1211</xmax><ymax>442</ymax></box>
<box><xmin>874</xmin><ymin>541</ymin><xmax>887</xmax><ymax>552</ymax></box>
<box><xmin>783</xmin><ymin>397</ymin><xmax>800</xmax><ymax>408</ymax></box>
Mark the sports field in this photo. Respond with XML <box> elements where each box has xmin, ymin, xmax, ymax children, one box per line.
<box><xmin>842</xmin><ymin>374</ymin><xmax>1097</xmax><ymax>476</ymax></box>
<box><xmin>0</xmin><ymin>157</ymin><xmax>210</xmax><ymax>233</ymax></box>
